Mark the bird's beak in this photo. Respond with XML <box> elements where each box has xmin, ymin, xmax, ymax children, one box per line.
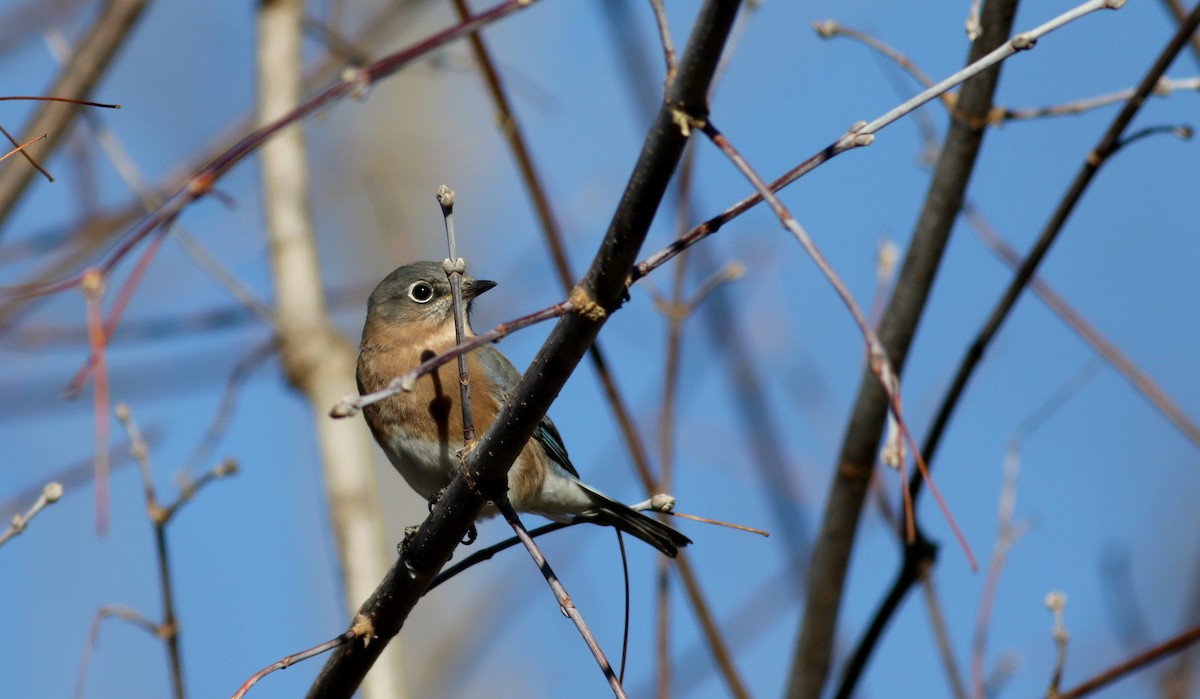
<box><xmin>464</xmin><ymin>277</ymin><xmax>497</xmax><ymax>299</ymax></box>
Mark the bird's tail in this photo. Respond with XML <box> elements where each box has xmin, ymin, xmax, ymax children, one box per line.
<box><xmin>578</xmin><ymin>485</ymin><xmax>692</xmax><ymax>558</ymax></box>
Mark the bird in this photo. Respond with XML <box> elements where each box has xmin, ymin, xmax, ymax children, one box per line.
<box><xmin>356</xmin><ymin>261</ymin><xmax>691</xmax><ymax>557</ymax></box>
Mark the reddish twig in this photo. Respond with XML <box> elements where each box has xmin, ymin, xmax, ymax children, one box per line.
<box><xmin>1057</xmin><ymin>623</ymin><xmax>1200</xmax><ymax>699</ymax></box>
<box><xmin>0</xmin><ymin>131</ymin><xmax>49</xmax><ymax>175</ymax></box>
<box><xmin>700</xmin><ymin>119</ymin><xmax>973</xmax><ymax>565</ymax></box>
<box><xmin>0</xmin><ymin>0</ymin><xmax>542</xmax><ymax>299</ymax></box>
<box><xmin>232</xmin><ymin>627</ymin><xmax>360</xmax><ymax>699</ymax></box>
<box><xmin>631</xmin><ymin>0</ymin><xmax>1123</xmax><ymax>287</ymax></box>
<box><xmin>66</xmin><ymin>229</ymin><xmax>170</xmax><ymax>397</ymax></box>
<box><xmin>82</xmin><ymin>269</ymin><xmax>111</xmax><ymax>534</ymax></box>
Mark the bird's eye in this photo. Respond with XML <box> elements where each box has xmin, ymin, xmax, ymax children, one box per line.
<box><xmin>408</xmin><ymin>281</ymin><xmax>434</xmax><ymax>303</ymax></box>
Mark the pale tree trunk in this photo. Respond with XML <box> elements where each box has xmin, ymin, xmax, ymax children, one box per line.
<box><xmin>256</xmin><ymin>1</ymin><xmax>408</xmax><ymax>697</ymax></box>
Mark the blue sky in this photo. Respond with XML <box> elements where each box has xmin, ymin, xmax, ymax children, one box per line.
<box><xmin>2</xmin><ymin>1</ymin><xmax>1199</xmax><ymax>697</ymax></box>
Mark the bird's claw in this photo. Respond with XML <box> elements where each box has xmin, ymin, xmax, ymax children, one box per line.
<box><xmin>428</xmin><ymin>488</ymin><xmax>448</xmax><ymax>513</ymax></box>
<box><xmin>397</xmin><ymin>525</ymin><xmax>420</xmax><ymax>554</ymax></box>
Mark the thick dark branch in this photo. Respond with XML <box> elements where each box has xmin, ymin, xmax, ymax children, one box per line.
<box><xmin>304</xmin><ymin>2</ymin><xmax>741</xmax><ymax>696</ymax></box>
<box><xmin>787</xmin><ymin>0</ymin><xmax>1021</xmax><ymax>697</ymax></box>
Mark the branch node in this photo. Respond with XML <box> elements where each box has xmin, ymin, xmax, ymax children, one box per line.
<box><xmin>81</xmin><ymin>268</ymin><xmax>105</xmax><ymax>298</ymax></box>
<box><xmin>186</xmin><ymin>171</ymin><xmax>215</xmax><ymax>197</ymax></box>
<box><xmin>350</xmin><ymin>614</ymin><xmax>375</xmax><ymax>645</ymax></box>
<box><xmin>568</xmin><ymin>286</ymin><xmax>607</xmax><ymax>321</ymax></box>
<box><xmin>649</xmin><ymin>493</ymin><xmax>677</xmax><ymax>513</ymax></box>
<box><xmin>670</xmin><ymin>106</ymin><xmax>705</xmax><ymax>136</ymax></box>
<box><xmin>340</xmin><ymin>66</ymin><xmax>371</xmax><ymax>100</ymax></box>
<box><xmin>1010</xmin><ymin>33</ymin><xmax>1037</xmax><ymax>51</ymax></box>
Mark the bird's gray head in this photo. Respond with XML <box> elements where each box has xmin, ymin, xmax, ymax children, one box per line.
<box><xmin>365</xmin><ymin>261</ymin><xmax>497</xmax><ymax>330</ymax></box>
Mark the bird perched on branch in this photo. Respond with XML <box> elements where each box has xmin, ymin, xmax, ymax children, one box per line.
<box><xmin>357</xmin><ymin>261</ymin><xmax>691</xmax><ymax>557</ymax></box>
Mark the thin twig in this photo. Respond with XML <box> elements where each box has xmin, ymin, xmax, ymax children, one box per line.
<box><xmin>0</xmin><ymin>132</ymin><xmax>48</xmax><ymax>168</ymax></box>
<box><xmin>813</xmin><ymin>0</ymin><xmax>1024</xmax><ymax>694</ymax></box>
<box><xmin>113</xmin><ymin>405</ymin><xmax>238</xmax><ymax>699</ymax></box>
<box><xmin>914</xmin><ymin>0</ymin><xmax>1200</xmax><ymax>502</ymax></box>
<box><xmin>0</xmin><ymin>0</ymin><xmax>413</xmax><ymax>329</ymax></box>
<box><xmin>82</xmin><ymin>268</ymin><xmax>111</xmax><ymax>534</ymax></box>
<box><xmin>814</xmin><ymin>20</ymin><xmax>1198</xmax><ymax>127</ymax></box>
<box><xmin>438</xmin><ymin>185</ymin><xmax>477</xmax><ymax>445</ymax></box>
<box><xmin>0</xmin><ymin>95</ymin><xmax>120</xmax><ymax>108</ymax></box>
<box><xmin>182</xmin><ymin>340</ymin><xmax>278</xmax><ymax>475</ymax></box>
<box><xmin>0</xmin><ymin>0</ymin><xmax>544</xmax><ymax>299</ymax></box>
<box><xmin>653</xmin><ymin>140</ymin><xmax>697</xmax><ymax>699</ymax></box>
<box><xmin>648</xmin><ymin>0</ymin><xmax>678</xmax><ymax>81</ymax></box>
<box><xmin>1156</xmin><ymin>0</ymin><xmax>1200</xmax><ymax>66</ymax></box>
<box><xmin>495</xmin><ymin>497</ymin><xmax>628</xmax><ymax>698</ymax></box>
<box><xmin>66</xmin><ymin>228</ymin><xmax>170</xmax><ymax>398</ymax></box>
<box><xmin>75</xmin><ymin>604</ymin><xmax>163</xmax><ymax>699</ymax></box>
<box><xmin>1058</xmin><ymin>622</ymin><xmax>1200</xmax><ymax>699</ymax></box>
<box><xmin>425</xmin><ymin>521</ymin><xmax>571</xmax><ymax>593</ymax></box>
<box><xmin>812</xmin><ymin>21</ymin><xmax>944</xmax><ymax>101</ymax></box>
<box><xmin>666</xmin><ymin>510</ymin><xmax>768</xmax><ymax>536</ymax></box>
<box><xmin>0</xmin><ymin>481</ymin><xmax>63</xmax><ymax>549</ymax></box>
<box><xmin>970</xmin><ymin>363</ymin><xmax>1098</xmax><ymax>698</ymax></box>
<box><xmin>965</xmin><ymin>203</ymin><xmax>1200</xmax><ymax>450</ymax></box>
<box><xmin>0</xmin><ymin>0</ymin><xmax>146</xmax><ymax>231</ymax></box>
<box><xmin>307</xmin><ymin>3</ymin><xmax>741</xmax><ymax>693</ymax></box>
<box><xmin>616</xmin><ymin>530</ymin><xmax>631</xmax><ymax>684</ymax></box>
<box><xmin>920</xmin><ymin>571</ymin><xmax>969</xmax><ymax>699</ymax></box>
<box><xmin>446</xmin><ymin>8</ymin><xmax>753</xmax><ymax>695</ymax></box>
<box><xmin>631</xmin><ymin>0</ymin><xmax>1124</xmax><ymax>286</ymax></box>
<box><xmin>115</xmin><ymin>404</ymin><xmax>184</xmax><ymax>699</ymax></box>
<box><xmin>1002</xmin><ymin>78</ymin><xmax>1200</xmax><ymax>122</ymax></box>
<box><xmin>330</xmin><ymin>300</ymin><xmax>574</xmax><ymax>417</ymax></box>
<box><xmin>231</xmin><ymin>627</ymin><xmax>360</xmax><ymax>699</ymax></box>
<box><xmin>832</xmin><ymin>5</ymin><xmax>1198</xmax><ymax>697</ymax></box>
<box><xmin>700</xmin><ymin>119</ymin><xmax>972</xmax><ymax>563</ymax></box>
<box><xmin>1047</xmin><ymin>591</ymin><xmax>1070</xmax><ymax>697</ymax></box>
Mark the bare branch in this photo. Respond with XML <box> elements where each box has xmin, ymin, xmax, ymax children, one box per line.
<box><xmin>496</xmin><ymin>497</ymin><xmax>628</xmax><ymax>698</ymax></box>
<box><xmin>307</xmin><ymin>3</ymin><xmax>742</xmax><ymax>694</ymax></box>
<box><xmin>805</xmin><ymin>0</ymin><xmax>1023</xmax><ymax>694</ymax></box>
<box><xmin>1058</xmin><ymin>622</ymin><xmax>1200</xmax><ymax>699</ymax></box>
<box><xmin>231</xmin><ymin>627</ymin><xmax>360</xmax><ymax>699</ymax></box>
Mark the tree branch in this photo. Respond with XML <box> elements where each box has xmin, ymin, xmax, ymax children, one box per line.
<box><xmin>790</xmin><ymin>0</ymin><xmax>1022</xmax><ymax>696</ymax></box>
<box><xmin>305</xmin><ymin>2</ymin><xmax>742</xmax><ymax>695</ymax></box>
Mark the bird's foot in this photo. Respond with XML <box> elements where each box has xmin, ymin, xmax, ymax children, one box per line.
<box><xmin>397</xmin><ymin>525</ymin><xmax>420</xmax><ymax>554</ymax></box>
<box><xmin>427</xmin><ymin>488</ymin><xmax>448</xmax><ymax>513</ymax></box>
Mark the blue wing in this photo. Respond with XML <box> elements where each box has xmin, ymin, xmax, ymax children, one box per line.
<box><xmin>476</xmin><ymin>344</ymin><xmax>580</xmax><ymax>479</ymax></box>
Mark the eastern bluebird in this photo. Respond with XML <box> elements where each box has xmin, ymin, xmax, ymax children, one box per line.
<box><xmin>357</xmin><ymin>261</ymin><xmax>691</xmax><ymax>557</ymax></box>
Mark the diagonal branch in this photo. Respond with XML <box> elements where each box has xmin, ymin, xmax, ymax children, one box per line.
<box><xmin>305</xmin><ymin>2</ymin><xmax>741</xmax><ymax>695</ymax></box>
